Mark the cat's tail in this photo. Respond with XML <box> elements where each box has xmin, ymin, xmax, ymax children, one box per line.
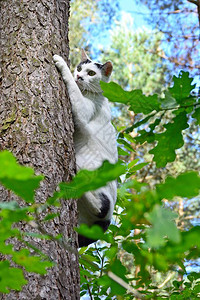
<box><xmin>77</xmin><ymin>188</ymin><xmax>116</xmax><ymax>247</ymax></box>
<box><xmin>78</xmin><ymin>219</ymin><xmax>110</xmax><ymax>247</ymax></box>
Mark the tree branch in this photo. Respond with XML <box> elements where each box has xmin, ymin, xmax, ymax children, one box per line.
<box><xmin>187</xmin><ymin>0</ymin><xmax>200</xmax><ymax>36</ymax></box>
<box><xmin>107</xmin><ymin>271</ymin><xmax>145</xmax><ymax>299</ymax></box>
<box><xmin>158</xmin><ymin>272</ymin><xmax>176</xmax><ymax>289</ymax></box>
<box><xmin>188</xmin><ymin>0</ymin><xmax>198</xmax><ymax>6</ymax></box>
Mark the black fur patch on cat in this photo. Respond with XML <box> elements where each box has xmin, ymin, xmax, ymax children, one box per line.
<box><xmin>95</xmin><ymin>219</ymin><xmax>110</xmax><ymax>231</ymax></box>
<box><xmin>94</xmin><ymin>62</ymin><xmax>103</xmax><ymax>69</ymax></box>
<box><xmin>78</xmin><ymin>220</ymin><xmax>110</xmax><ymax>247</ymax></box>
<box><xmin>77</xmin><ymin>59</ymin><xmax>91</xmax><ymax>68</ymax></box>
<box><xmin>78</xmin><ymin>234</ymin><xmax>95</xmax><ymax>247</ymax></box>
<box><xmin>97</xmin><ymin>193</ymin><xmax>110</xmax><ymax>218</ymax></box>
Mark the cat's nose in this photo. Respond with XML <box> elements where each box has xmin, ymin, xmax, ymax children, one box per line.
<box><xmin>77</xmin><ymin>75</ymin><xmax>83</xmax><ymax>81</ymax></box>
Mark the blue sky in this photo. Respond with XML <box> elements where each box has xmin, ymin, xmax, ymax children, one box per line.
<box><xmin>89</xmin><ymin>0</ymin><xmax>150</xmax><ymax>57</ymax></box>
<box><xmin>119</xmin><ymin>0</ymin><xmax>149</xmax><ymax>27</ymax></box>
<box><xmin>91</xmin><ymin>0</ymin><xmax>199</xmax><ymax>88</ymax></box>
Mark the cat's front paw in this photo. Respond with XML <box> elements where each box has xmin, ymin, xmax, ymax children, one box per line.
<box><xmin>53</xmin><ymin>54</ymin><xmax>66</xmax><ymax>71</ymax></box>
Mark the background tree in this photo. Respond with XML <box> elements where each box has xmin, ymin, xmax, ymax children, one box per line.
<box><xmin>135</xmin><ymin>0</ymin><xmax>200</xmax><ymax>76</ymax></box>
<box><xmin>0</xmin><ymin>1</ymin><xmax>79</xmax><ymax>299</ymax></box>
<box><xmin>100</xmin><ymin>13</ymin><xmax>168</xmax><ymax>95</ymax></box>
<box><xmin>69</xmin><ymin>0</ymin><xmax>119</xmax><ymax>69</ymax></box>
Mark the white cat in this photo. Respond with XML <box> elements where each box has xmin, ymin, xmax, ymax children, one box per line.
<box><xmin>53</xmin><ymin>50</ymin><xmax>118</xmax><ymax>246</ymax></box>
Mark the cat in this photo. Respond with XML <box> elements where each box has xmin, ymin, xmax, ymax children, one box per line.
<box><xmin>53</xmin><ymin>50</ymin><xmax>118</xmax><ymax>247</ymax></box>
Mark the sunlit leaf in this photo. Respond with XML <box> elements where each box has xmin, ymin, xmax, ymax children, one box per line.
<box><xmin>0</xmin><ymin>151</ymin><xmax>43</xmax><ymax>203</ymax></box>
<box><xmin>101</xmin><ymin>81</ymin><xmax>160</xmax><ymax>114</ymax></box>
<box><xmin>59</xmin><ymin>160</ymin><xmax>126</xmax><ymax>199</ymax></box>
<box><xmin>117</xmin><ymin>138</ymin><xmax>134</xmax><ymax>152</ymax></box>
<box><xmin>161</xmin><ymin>91</ymin><xmax>178</xmax><ymax>109</ymax></box>
<box><xmin>156</xmin><ymin>171</ymin><xmax>200</xmax><ymax>200</ymax></box>
<box><xmin>149</xmin><ymin>111</ymin><xmax>189</xmax><ymax>167</ymax></box>
<box><xmin>169</xmin><ymin>71</ymin><xmax>195</xmax><ymax>104</ymax></box>
<box><xmin>12</xmin><ymin>249</ymin><xmax>53</xmax><ymax>274</ymax></box>
<box><xmin>0</xmin><ymin>260</ymin><xmax>27</xmax><ymax>293</ymax></box>
<box><xmin>145</xmin><ymin>205</ymin><xmax>180</xmax><ymax>248</ymax></box>
<box><xmin>76</xmin><ymin>224</ymin><xmax>112</xmax><ymax>244</ymax></box>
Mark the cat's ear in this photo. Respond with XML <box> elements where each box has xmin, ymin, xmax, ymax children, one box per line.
<box><xmin>81</xmin><ymin>49</ymin><xmax>91</xmax><ymax>61</ymax></box>
<box><xmin>102</xmin><ymin>61</ymin><xmax>113</xmax><ymax>77</ymax></box>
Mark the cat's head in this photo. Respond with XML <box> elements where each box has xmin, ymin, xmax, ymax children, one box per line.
<box><xmin>74</xmin><ymin>49</ymin><xmax>113</xmax><ymax>94</ymax></box>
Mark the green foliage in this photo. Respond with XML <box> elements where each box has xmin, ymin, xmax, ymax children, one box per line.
<box><xmin>101</xmin><ymin>82</ymin><xmax>160</xmax><ymax>114</ymax></box>
<box><xmin>100</xmin><ymin>13</ymin><xmax>168</xmax><ymax>95</ymax></box>
<box><xmin>192</xmin><ymin>106</ymin><xmax>200</xmax><ymax>125</ymax></box>
<box><xmin>78</xmin><ymin>71</ymin><xmax>199</xmax><ymax>298</ymax></box>
<box><xmin>149</xmin><ymin>111</ymin><xmax>189</xmax><ymax>167</ymax></box>
<box><xmin>156</xmin><ymin>172</ymin><xmax>200</xmax><ymax>199</ymax></box>
<box><xmin>59</xmin><ymin>160</ymin><xmax>126</xmax><ymax>199</ymax></box>
<box><xmin>101</xmin><ymin>71</ymin><xmax>199</xmax><ymax>168</ymax></box>
<box><xmin>0</xmin><ymin>150</ymin><xmax>125</xmax><ymax>294</ymax></box>
<box><xmin>145</xmin><ymin>205</ymin><xmax>180</xmax><ymax>248</ymax></box>
<box><xmin>0</xmin><ymin>70</ymin><xmax>199</xmax><ymax>298</ymax></box>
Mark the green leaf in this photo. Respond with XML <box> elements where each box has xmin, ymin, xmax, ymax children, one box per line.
<box><xmin>169</xmin><ymin>71</ymin><xmax>195</xmax><ymax>104</ymax></box>
<box><xmin>180</xmin><ymin>226</ymin><xmax>200</xmax><ymax>251</ymax></box>
<box><xmin>98</xmin><ymin>260</ymin><xmax>127</xmax><ymax>296</ymax></box>
<box><xmin>43</xmin><ymin>213</ymin><xmax>59</xmax><ymax>221</ymax></box>
<box><xmin>145</xmin><ymin>205</ymin><xmax>181</xmax><ymax>248</ymax></box>
<box><xmin>135</xmin><ymin>116</ymin><xmax>163</xmax><ymax>145</ymax></box>
<box><xmin>128</xmin><ymin>91</ymin><xmax>160</xmax><ymax>114</ymax></box>
<box><xmin>149</xmin><ymin>111</ymin><xmax>189</xmax><ymax>167</ymax></box>
<box><xmin>157</xmin><ymin>171</ymin><xmax>200</xmax><ymax>200</ymax></box>
<box><xmin>12</xmin><ymin>249</ymin><xmax>53</xmax><ymax>274</ymax></box>
<box><xmin>109</xmin><ymin>260</ymin><xmax>127</xmax><ymax>295</ymax></box>
<box><xmin>0</xmin><ymin>206</ymin><xmax>31</xmax><ymax>223</ymax></box>
<box><xmin>161</xmin><ymin>91</ymin><xmax>178</xmax><ymax>109</ymax></box>
<box><xmin>101</xmin><ymin>81</ymin><xmax>160</xmax><ymax>114</ymax></box>
<box><xmin>118</xmin><ymin>147</ymin><xmax>129</xmax><ymax>156</ymax></box>
<box><xmin>125</xmin><ymin>112</ymin><xmax>157</xmax><ymax>133</ymax></box>
<box><xmin>0</xmin><ymin>201</ymin><xmax>20</xmax><ymax>210</ymax></box>
<box><xmin>0</xmin><ymin>260</ymin><xmax>27</xmax><ymax>293</ymax></box>
<box><xmin>117</xmin><ymin>138</ymin><xmax>134</xmax><ymax>152</ymax></box>
<box><xmin>0</xmin><ymin>151</ymin><xmax>43</xmax><ymax>203</ymax></box>
<box><xmin>59</xmin><ymin>160</ymin><xmax>126</xmax><ymax>199</ymax></box>
<box><xmin>76</xmin><ymin>224</ymin><xmax>110</xmax><ymax>243</ymax></box>
<box><xmin>135</xmin><ymin>129</ymin><xmax>156</xmax><ymax>144</ymax></box>
<box><xmin>100</xmin><ymin>81</ymin><xmax>125</xmax><ymax>103</ymax></box>
<box><xmin>129</xmin><ymin>162</ymin><xmax>148</xmax><ymax>173</ymax></box>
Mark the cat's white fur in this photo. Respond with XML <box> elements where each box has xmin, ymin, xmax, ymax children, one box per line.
<box><xmin>53</xmin><ymin>50</ymin><xmax>118</xmax><ymax>246</ymax></box>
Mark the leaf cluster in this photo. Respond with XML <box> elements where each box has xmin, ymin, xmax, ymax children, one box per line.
<box><xmin>101</xmin><ymin>71</ymin><xmax>199</xmax><ymax>168</ymax></box>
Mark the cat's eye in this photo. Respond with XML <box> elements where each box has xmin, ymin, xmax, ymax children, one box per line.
<box><xmin>88</xmin><ymin>70</ymin><xmax>96</xmax><ymax>76</ymax></box>
<box><xmin>77</xmin><ymin>66</ymin><xmax>82</xmax><ymax>72</ymax></box>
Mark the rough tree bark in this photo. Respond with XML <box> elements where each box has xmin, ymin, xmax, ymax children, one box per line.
<box><xmin>0</xmin><ymin>0</ymin><xmax>80</xmax><ymax>299</ymax></box>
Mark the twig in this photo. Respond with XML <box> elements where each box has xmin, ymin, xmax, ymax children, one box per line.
<box><xmin>34</xmin><ymin>208</ymin><xmax>78</xmax><ymax>256</ymax></box>
<box><xmin>33</xmin><ymin>210</ymin><xmax>148</xmax><ymax>299</ymax></box>
<box><xmin>107</xmin><ymin>271</ymin><xmax>145</xmax><ymax>299</ymax></box>
<box><xmin>158</xmin><ymin>272</ymin><xmax>176</xmax><ymax>289</ymax></box>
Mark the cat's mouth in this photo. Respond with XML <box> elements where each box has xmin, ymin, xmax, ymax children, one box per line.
<box><xmin>76</xmin><ymin>80</ymin><xmax>85</xmax><ymax>91</ymax></box>
<box><xmin>75</xmin><ymin>80</ymin><xmax>82</xmax><ymax>86</ymax></box>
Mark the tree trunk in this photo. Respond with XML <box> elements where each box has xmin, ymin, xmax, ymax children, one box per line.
<box><xmin>0</xmin><ymin>0</ymin><xmax>80</xmax><ymax>299</ymax></box>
